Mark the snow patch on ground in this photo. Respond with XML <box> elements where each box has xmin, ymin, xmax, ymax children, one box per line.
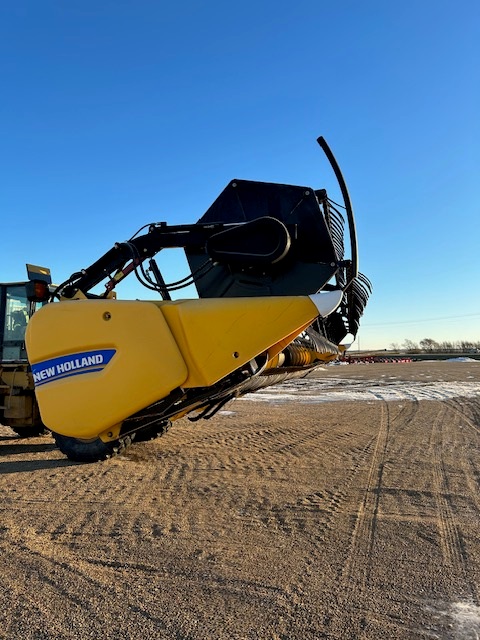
<box><xmin>450</xmin><ymin>602</ymin><xmax>480</xmax><ymax>638</ymax></box>
<box><xmin>242</xmin><ymin>377</ymin><xmax>480</xmax><ymax>404</ymax></box>
<box><xmin>426</xmin><ymin>601</ymin><xmax>480</xmax><ymax>638</ymax></box>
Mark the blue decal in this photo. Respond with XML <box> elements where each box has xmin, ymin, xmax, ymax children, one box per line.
<box><xmin>32</xmin><ymin>349</ymin><xmax>116</xmax><ymax>386</ymax></box>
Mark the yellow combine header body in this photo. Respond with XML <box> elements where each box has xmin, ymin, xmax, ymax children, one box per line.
<box><xmin>27</xmin><ymin>292</ymin><xmax>341</xmax><ymax>442</ymax></box>
<box><xmin>25</xmin><ymin>137</ymin><xmax>371</xmax><ymax>461</ymax></box>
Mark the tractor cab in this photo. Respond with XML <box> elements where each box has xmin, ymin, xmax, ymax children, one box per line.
<box><xmin>0</xmin><ymin>265</ymin><xmax>51</xmax><ymax>361</ymax></box>
<box><xmin>0</xmin><ymin>265</ymin><xmax>51</xmax><ymax>437</ymax></box>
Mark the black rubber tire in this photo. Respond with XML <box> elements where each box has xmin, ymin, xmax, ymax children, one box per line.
<box><xmin>53</xmin><ymin>432</ymin><xmax>132</xmax><ymax>463</ymax></box>
<box><xmin>11</xmin><ymin>426</ymin><xmax>50</xmax><ymax>438</ymax></box>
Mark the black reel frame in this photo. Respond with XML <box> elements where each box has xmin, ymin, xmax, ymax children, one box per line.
<box><xmin>54</xmin><ymin>137</ymin><xmax>371</xmax><ymax>345</ymax></box>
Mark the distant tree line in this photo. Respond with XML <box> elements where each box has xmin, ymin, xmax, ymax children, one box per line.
<box><xmin>390</xmin><ymin>339</ymin><xmax>480</xmax><ymax>354</ymax></box>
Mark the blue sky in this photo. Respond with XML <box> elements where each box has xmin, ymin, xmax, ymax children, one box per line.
<box><xmin>1</xmin><ymin>1</ymin><xmax>479</xmax><ymax>350</ymax></box>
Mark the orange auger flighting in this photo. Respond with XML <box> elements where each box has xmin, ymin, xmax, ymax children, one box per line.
<box><xmin>26</xmin><ymin>137</ymin><xmax>371</xmax><ymax>462</ymax></box>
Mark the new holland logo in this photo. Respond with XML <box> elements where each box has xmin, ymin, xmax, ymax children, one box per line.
<box><xmin>32</xmin><ymin>349</ymin><xmax>116</xmax><ymax>386</ymax></box>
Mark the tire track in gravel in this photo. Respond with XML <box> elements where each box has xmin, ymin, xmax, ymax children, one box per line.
<box><xmin>0</xmin><ymin>484</ymin><xmax>317</xmax><ymax>640</ymax></box>
<box><xmin>251</xmin><ymin>408</ymin><xmax>390</xmax><ymax>629</ymax></box>
<box><xmin>430</xmin><ymin>405</ymin><xmax>465</xmax><ymax>568</ymax></box>
<box><xmin>233</xmin><ymin>432</ymin><xmax>377</xmax><ymax>537</ymax></box>
<box><xmin>327</xmin><ymin>400</ymin><xmax>392</xmax><ymax>639</ymax></box>
<box><xmin>152</xmin><ymin>404</ymin><xmax>387</xmax><ymax>633</ymax></box>
<box><xmin>212</xmin><ymin>409</ymin><xmax>383</xmax><ymax>637</ymax></box>
<box><xmin>225</xmin><ymin>399</ymin><xmax>424</xmax><ymax>636</ymax></box>
<box><xmin>442</xmin><ymin>398</ymin><xmax>480</xmax><ymax>513</ymax></box>
<box><xmin>429</xmin><ymin>402</ymin><xmax>479</xmax><ymax>604</ymax></box>
<box><xmin>267</xmin><ymin>436</ymin><xmax>381</xmax><ymax>636</ymax></box>
<box><xmin>329</xmin><ymin>397</ymin><xmax>426</xmax><ymax>639</ymax></box>
<box><xmin>169</xmin><ymin>419</ymin><xmax>336</xmax><ymax>460</ymax></box>
<box><xmin>0</xmin><ymin>530</ymin><xmax>198</xmax><ymax>640</ymax></box>
<box><xmin>443</xmin><ymin>396</ymin><xmax>480</xmax><ymax>435</ymax></box>
<box><xmin>458</xmin><ymin>445</ymin><xmax>480</xmax><ymax>521</ymax></box>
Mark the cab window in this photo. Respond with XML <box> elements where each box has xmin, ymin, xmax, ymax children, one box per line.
<box><xmin>2</xmin><ymin>285</ymin><xmax>30</xmax><ymax>360</ymax></box>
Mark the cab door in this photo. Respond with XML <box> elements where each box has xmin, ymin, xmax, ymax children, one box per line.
<box><xmin>0</xmin><ymin>284</ymin><xmax>32</xmax><ymax>362</ymax></box>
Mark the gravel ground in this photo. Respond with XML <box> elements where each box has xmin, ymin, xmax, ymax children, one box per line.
<box><xmin>0</xmin><ymin>361</ymin><xmax>479</xmax><ymax>639</ymax></box>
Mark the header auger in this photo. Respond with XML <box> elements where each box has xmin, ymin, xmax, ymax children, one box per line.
<box><xmin>26</xmin><ymin>137</ymin><xmax>371</xmax><ymax>462</ymax></box>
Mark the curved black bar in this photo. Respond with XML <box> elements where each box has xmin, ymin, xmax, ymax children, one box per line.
<box><xmin>316</xmin><ymin>136</ymin><xmax>358</xmax><ymax>284</ymax></box>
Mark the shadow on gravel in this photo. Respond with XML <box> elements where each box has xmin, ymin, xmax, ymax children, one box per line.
<box><xmin>0</xmin><ymin>457</ymin><xmax>76</xmax><ymax>473</ymax></box>
<box><xmin>0</xmin><ymin>441</ymin><xmax>57</xmax><ymax>455</ymax></box>
<box><xmin>0</xmin><ymin>439</ymin><xmax>79</xmax><ymax>472</ymax></box>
